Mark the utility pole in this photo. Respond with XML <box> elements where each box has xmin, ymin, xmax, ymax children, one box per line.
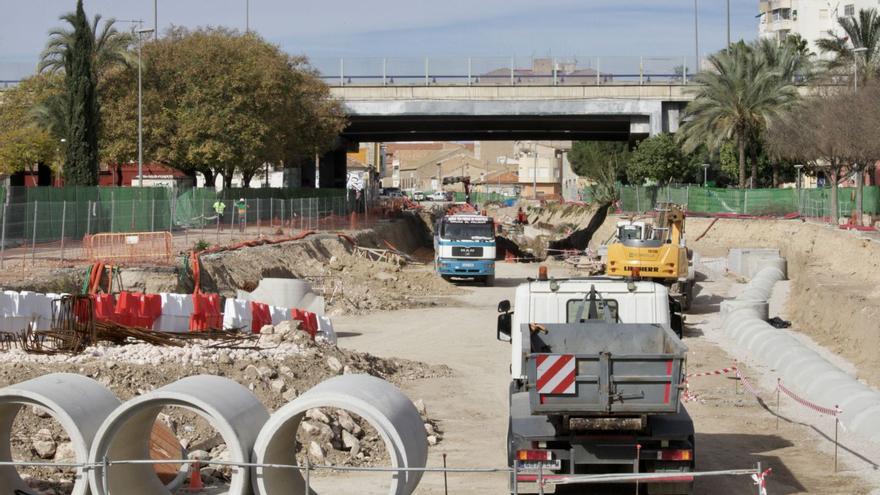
<box><xmin>246</xmin><ymin>0</ymin><xmax>250</xmax><ymax>33</ymax></box>
<box><xmin>532</xmin><ymin>143</ymin><xmax>538</xmax><ymax>200</ymax></box>
<box><xmin>154</xmin><ymin>0</ymin><xmax>158</xmax><ymax>40</ymax></box>
<box><xmin>694</xmin><ymin>0</ymin><xmax>700</xmax><ymax>73</ymax></box>
<box><xmin>136</xmin><ymin>25</ymin><xmax>154</xmax><ymax>188</ymax></box>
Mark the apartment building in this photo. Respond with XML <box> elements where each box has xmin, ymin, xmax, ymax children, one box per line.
<box><xmin>759</xmin><ymin>0</ymin><xmax>880</xmax><ymax>55</ymax></box>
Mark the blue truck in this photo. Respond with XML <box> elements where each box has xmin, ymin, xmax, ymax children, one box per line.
<box><xmin>434</xmin><ymin>213</ymin><xmax>497</xmax><ymax>286</ymax></box>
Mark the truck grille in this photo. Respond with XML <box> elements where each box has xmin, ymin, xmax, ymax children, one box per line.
<box><xmin>452</xmin><ymin>246</ymin><xmax>483</xmax><ymax>257</ymax></box>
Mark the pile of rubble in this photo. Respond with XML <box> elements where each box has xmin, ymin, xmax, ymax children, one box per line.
<box><xmin>3</xmin><ymin>320</ymin><xmax>451</xmax><ymax>494</ymax></box>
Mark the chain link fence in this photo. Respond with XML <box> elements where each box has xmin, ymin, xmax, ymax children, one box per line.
<box><xmin>593</xmin><ymin>184</ymin><xmax>880</xmax><ymax>221</ymax></box>
<box><xmin>0</xmin><ymin>187</ymin><xmax>376</xmax><ymax>269</ymax></box>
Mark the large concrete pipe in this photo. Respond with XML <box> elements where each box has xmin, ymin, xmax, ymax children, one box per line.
<box><xmin>722</xmin><ymin>266</ymin><xmax>880</xmax><ymax>443</ymax></box>
<box><xmin>89</xmin><ymin>375</ymin><xmax>269</xmax><ymax>495</ymax></box>
<box><xmin>252</xmin><ymin>374</ymin><xmax>428</xmax><ymax>495</ymax></box>
<box><xmin>0</xmin><ymin>373</ymin><xmax>121</xmax><ymax>495</ymax></box>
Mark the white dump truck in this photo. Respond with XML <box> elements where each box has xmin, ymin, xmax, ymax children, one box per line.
<box><xmin>496</xmin><ymin>272</ymin><xmax>694</xmax><ymax>494</ymax></box>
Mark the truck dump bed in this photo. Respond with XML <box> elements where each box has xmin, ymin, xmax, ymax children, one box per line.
<box><xmin>523</xmin><ymin>322</ymin><xmax>686</xmax><ymax>416</ymax></box>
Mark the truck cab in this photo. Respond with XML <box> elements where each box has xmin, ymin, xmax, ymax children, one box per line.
<box><xmin>434</xmin><ymin>213</ymin><xmax>496</xmax><ymax>285</ymax></box>
<box><xmin>497</xmin><ymin>277</ymin><xmax>694</xmax><ymax>495</ymax></box>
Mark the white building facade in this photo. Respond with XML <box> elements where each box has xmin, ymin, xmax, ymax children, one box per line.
<box><xmin>759</xmin><ymin>0</ymin><xmax>880</xmax><ymax>55</ymax></box>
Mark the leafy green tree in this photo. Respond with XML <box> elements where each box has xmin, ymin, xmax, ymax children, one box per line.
<box><xmin>568</xmin><ymin>141</ymin><xmax>630</xmax><ymax>204</ymax></box>
<box><xmin>130</xmin><ymin>27</ymin><xmax>346</xmax><ymax>187</ymax></box>
<box><xmin>627</xmin><ymin>134</ymin><xmax>696</xmax><ymax>185</ymax></box>
<box><xmin>816</xmin><ymin>8</ymin><xmax>880</xmax><ymax>84</ymax></box>
<box><xmin>0</xmin><ymin>75</ymin><xmax>64</xmax><ymax>175</ymax></box>
<box><xmin>678</xmin><ymin>41</ymin><xmax>801</xmax><ymax>188</ymax></box>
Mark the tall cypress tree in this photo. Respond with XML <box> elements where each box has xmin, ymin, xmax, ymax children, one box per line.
<box><xmin>63</xmin><ymin>0</ymin><xmax>99</xmax><ymax>185</ymax></box>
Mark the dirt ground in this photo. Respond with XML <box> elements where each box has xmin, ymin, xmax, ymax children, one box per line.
<box><xmin>325</xmin><ymin>260</ymin><xmax>880</xmax><ymax>494</ymax></box>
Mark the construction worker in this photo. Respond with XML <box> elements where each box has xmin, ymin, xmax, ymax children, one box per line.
<box><xmin>235</xmin><ymin>198</ymin><xmax>248</xmax><ymax>232</ymax></box>
<box><xmin>212</xmin><ymin>199</ymin><xmax>226</xmax><ymax>231</ymax></box>
<box><xmin>516</xmin><ymin>207</ymin><xmax>528</xmax><ymax>225</ymax></box>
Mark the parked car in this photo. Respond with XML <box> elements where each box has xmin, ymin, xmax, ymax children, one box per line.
<box><xmin>379</xmin><ymin>187</ymin><xmax>404</xmax><ymax>198</ymax></box>
<box><xmin>412</xmin><ymin>191</ymin><xmax>426</xmax><ymax>201</ymax></box>
<box><xmin>429</xmin><ymin>191</ymin><xmax>449</xmax><ymax>201</ymax></box>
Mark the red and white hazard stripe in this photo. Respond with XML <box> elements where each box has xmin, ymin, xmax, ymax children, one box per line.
<box><xmin>735</xmin><ymin>368</ymin><xmax>761</xmax><ymax>398</ymax></box>
<box><xmin>536</xmin><ymin>354</ymin><xmax>576</xmax><ymax>395</ymax></box>
<box><xmin>686</xmin><ymin>365</ymin><xmax>737</xmax><ymax>378</ymax></box>
<box><xmin>777</xmin><ymin>381</ymin><xmax>841</xmax><ymax>417</ymax></box>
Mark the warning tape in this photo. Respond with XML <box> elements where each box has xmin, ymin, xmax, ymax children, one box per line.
<box><xmin>777</xmin><ymin>381</ymin><xmax>841</xmax><ymax>418</ymax></box>
<box><xmin>686</xmin><ymin>365</ymin><xmax>737</xmax><ymax>378</ymax></box>
<box><xmin>735</xmin><ymin>368</ymin><xmax>762</xmax><ymax>399</ymax></box>
<box><xmin>752</xmin><ymin>468</ymin><xmax>773</xmax><ymax>495</ymax></box>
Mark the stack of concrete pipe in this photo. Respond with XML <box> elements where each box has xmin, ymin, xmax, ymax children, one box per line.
<box><xmin>720</xmin><ymin>258</ymin><xmax>880</xmax><ymax>444</ymax></box>
<box><xmin>0</xmin><ymin>373</ymin><xmax>428</xmax><ymax>495</ymax></box>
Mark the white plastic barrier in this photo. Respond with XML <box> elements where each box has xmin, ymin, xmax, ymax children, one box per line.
<box><xmin>223</xmin><ymin>298</ymin><xmax>252</xmax><ymax>331</ymax></box>
<box><xmin>0</xmin><ymin>291</ymin><xmax>27</xmax><ymax>334</ymax></box>
<box><xmin>153</xmin><ymin>293</ymin><xmax>194</xmax><ymax>333</ymax></box>
<box><xmin>269</xmin><ymin>306</ymin><xmax>290</xmax><ymax>325</ymax></box>
<box><xmin>317</xmin><ymin>316</ymin><xmax>337</xmax><ymax>345</ymax></box>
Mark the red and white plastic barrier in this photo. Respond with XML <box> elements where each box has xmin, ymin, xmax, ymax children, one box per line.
<box><xmin>777</xmin><ymin>380</ymin><xmax>841</xmax><ymax>417</ymax></box>
<box><xmin>154</xmin><ymin>293</ymin><xmax>194</xmax><ymax>333</ymax></box>
<box><xmin>0</xmin><ymin>289</ymin><xmax>335</xmax><ymax>342</ymax></box>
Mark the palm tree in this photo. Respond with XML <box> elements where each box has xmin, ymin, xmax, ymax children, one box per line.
<box><xmin>39</xmin><ymin>9</ymin><xmax>134</xmax><ymax>78</ymax></box>
<box><xmin>816</xmin><ymin>8</ymin><xmax>880</xmax><ymax>83</ymax></box>
<box><xmin>678</xmin><ymin>42</ymin><xmax>800</xmax><ymax>188</ymax></box>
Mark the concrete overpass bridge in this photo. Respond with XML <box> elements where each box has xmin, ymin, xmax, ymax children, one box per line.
<box><xmin>309</xmin><ymin>56</ymin><xmax>698</xmax><ymax>187</ymax></box>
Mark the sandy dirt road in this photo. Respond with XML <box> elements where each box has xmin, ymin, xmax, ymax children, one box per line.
<box><xmin>328</xmin><ymin>261</ymin><xmax>876</xmax><ymax>494</ymax></box>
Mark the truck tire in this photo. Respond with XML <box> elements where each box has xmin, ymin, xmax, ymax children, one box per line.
<box><xmin>671</xmin><ymin>312</ymin><xmax>684</xmax><ymax>339</ymax></box>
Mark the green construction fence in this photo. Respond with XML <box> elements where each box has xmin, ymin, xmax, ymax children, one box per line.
<box><xmin>1</xmin><ymin>186</ymin><xmax>347</xmax><ymax>243</ymax></box>
<box><xmin>608</xmin><ymin>185</ymin><xmax>880</xmax><ymax>219</ymax></box>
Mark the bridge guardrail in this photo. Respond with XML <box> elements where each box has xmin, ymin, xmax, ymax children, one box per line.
<box><xmin>310</xmin><ymin>55</ymin><xmax>698</xmax><ymax>87</ymax></box>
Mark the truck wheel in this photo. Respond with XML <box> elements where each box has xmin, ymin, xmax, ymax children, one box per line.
<box><xmin>671</xmin><ymin>312</ymin><xmax>684</xmax><ymax>339</ymax></box>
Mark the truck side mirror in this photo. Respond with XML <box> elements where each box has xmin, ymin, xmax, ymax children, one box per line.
<box><xmin>497</xmin><ymin>312</ymin><xmax>512</xmax><ymax>342</ymax></box>
<box><xmin>498</xmin><ymin>300</ymin><xmax>511</xmax><ymax>313</ymax></box>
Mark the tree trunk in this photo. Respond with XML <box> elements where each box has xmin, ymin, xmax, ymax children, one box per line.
<box><xmin>738</xmin><ymin>137</ymin><xmax>746</xmax><ymax>189</ymax></box>
<box><xmin>772</xmin><ymin>162</ymin><xmax>779</xmax><ymax>188</ymax></box>
<box><xmin>749</xmin><ymin>146</ymin><xmax>759</xmax><ymax>189</ymax></box>
<box><xmin>201</xmin><ymin>169</ymin><xmax>215</xmax><ymax>188</ymax></box>
<box><xmin>830</xmin><ymin>167</ymin><xmax>840</xmax><ymax>225</ymax></box>
<box><xmin>241</xmin><ymin>170</ymin><xmax>254</xmax><ymax>189</ymax></box>
<box><xmin>856</xmin><ymin>166</ymin><xmax>864</xmax><ymax>226</ymax></box>
<box><xmin>223</xmin><ymin>173</ymin><xmax>233</xmax><ymax>190</ymax></box>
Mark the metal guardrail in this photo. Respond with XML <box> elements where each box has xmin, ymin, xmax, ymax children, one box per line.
<box><xmin>309</xmin><ymin>55</ymin><xmax>699</xmax><ymax>87</ymax></box>
<box><xmin>5</xmin><ymin>457</ymin><xmax>770</xmax><ymax>495</ymax></box>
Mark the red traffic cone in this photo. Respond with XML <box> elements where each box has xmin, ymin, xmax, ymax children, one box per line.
<box><xmin>188</xmin><ymin>460</ymin><xmax>204</xmax><ymax>492</ymax></box>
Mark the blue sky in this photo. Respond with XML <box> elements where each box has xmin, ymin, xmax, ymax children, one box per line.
<box><xmin>0</xmin><ymin>0</ymin><xmax>759</xmax><ymax>79</ymax></box>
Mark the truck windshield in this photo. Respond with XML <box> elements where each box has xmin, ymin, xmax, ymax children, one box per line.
<box><xmin>441</xmin><ymin>222</ymin><xmax>494</xmax><ymax>241</ymax></box>
<box><xmin>566</xmin><ymin>299</ymin><xmax>619</xmax><ymax>323</ymax></box>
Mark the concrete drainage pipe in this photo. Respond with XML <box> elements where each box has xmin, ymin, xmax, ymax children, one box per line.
<box><xmin>88</xmin><ymin>375</ymin><xmax>269</xmax><ymax>495</ymax></box>
<box><xmin>252</xmin><ymin>374</ymin><xmax>428</xmax><ymax>495</ymax></box>
<box><xmin>722</xmin><ymin>266</ymin><xmax>880</xmax><ymax>443</ymax></box>
<box><xmin>0</xmin><ymin>373</ymin><xmax>121</xmax><ymax>495</ymax></box>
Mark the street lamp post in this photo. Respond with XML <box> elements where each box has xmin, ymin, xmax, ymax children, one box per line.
<box><xmin>694</xmin><ymin>0</ymin><xmax>700</xmax><ymax>73</ymax></box>
<box><xmin>726</xmin><ymin>0</ymin><xmax>730</xmax><ymax>49</ymax></box>
<box><xmin>532</xmin><ymin>143</ymin><xmax>539</xmax><ymax>200</ymax></box>
<box><xmin>702</xmin><ymin>163</ymin><xmax>710</xmax><ymax>187</ymax></box>
<box><xmin>136</xmin><ymin>27</ymin><xmax>155</xmax><ymax>188</ymax></box>
<box><xmin>794</xmin><ymin>164</ymin><xmax>804</xmax><ymax>214</ymax></box>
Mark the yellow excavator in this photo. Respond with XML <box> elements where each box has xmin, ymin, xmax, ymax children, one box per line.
<box><xmin>605</xmin><ymin>203</ymin><xmax>695</xmax><ymax>311</ymax></box>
